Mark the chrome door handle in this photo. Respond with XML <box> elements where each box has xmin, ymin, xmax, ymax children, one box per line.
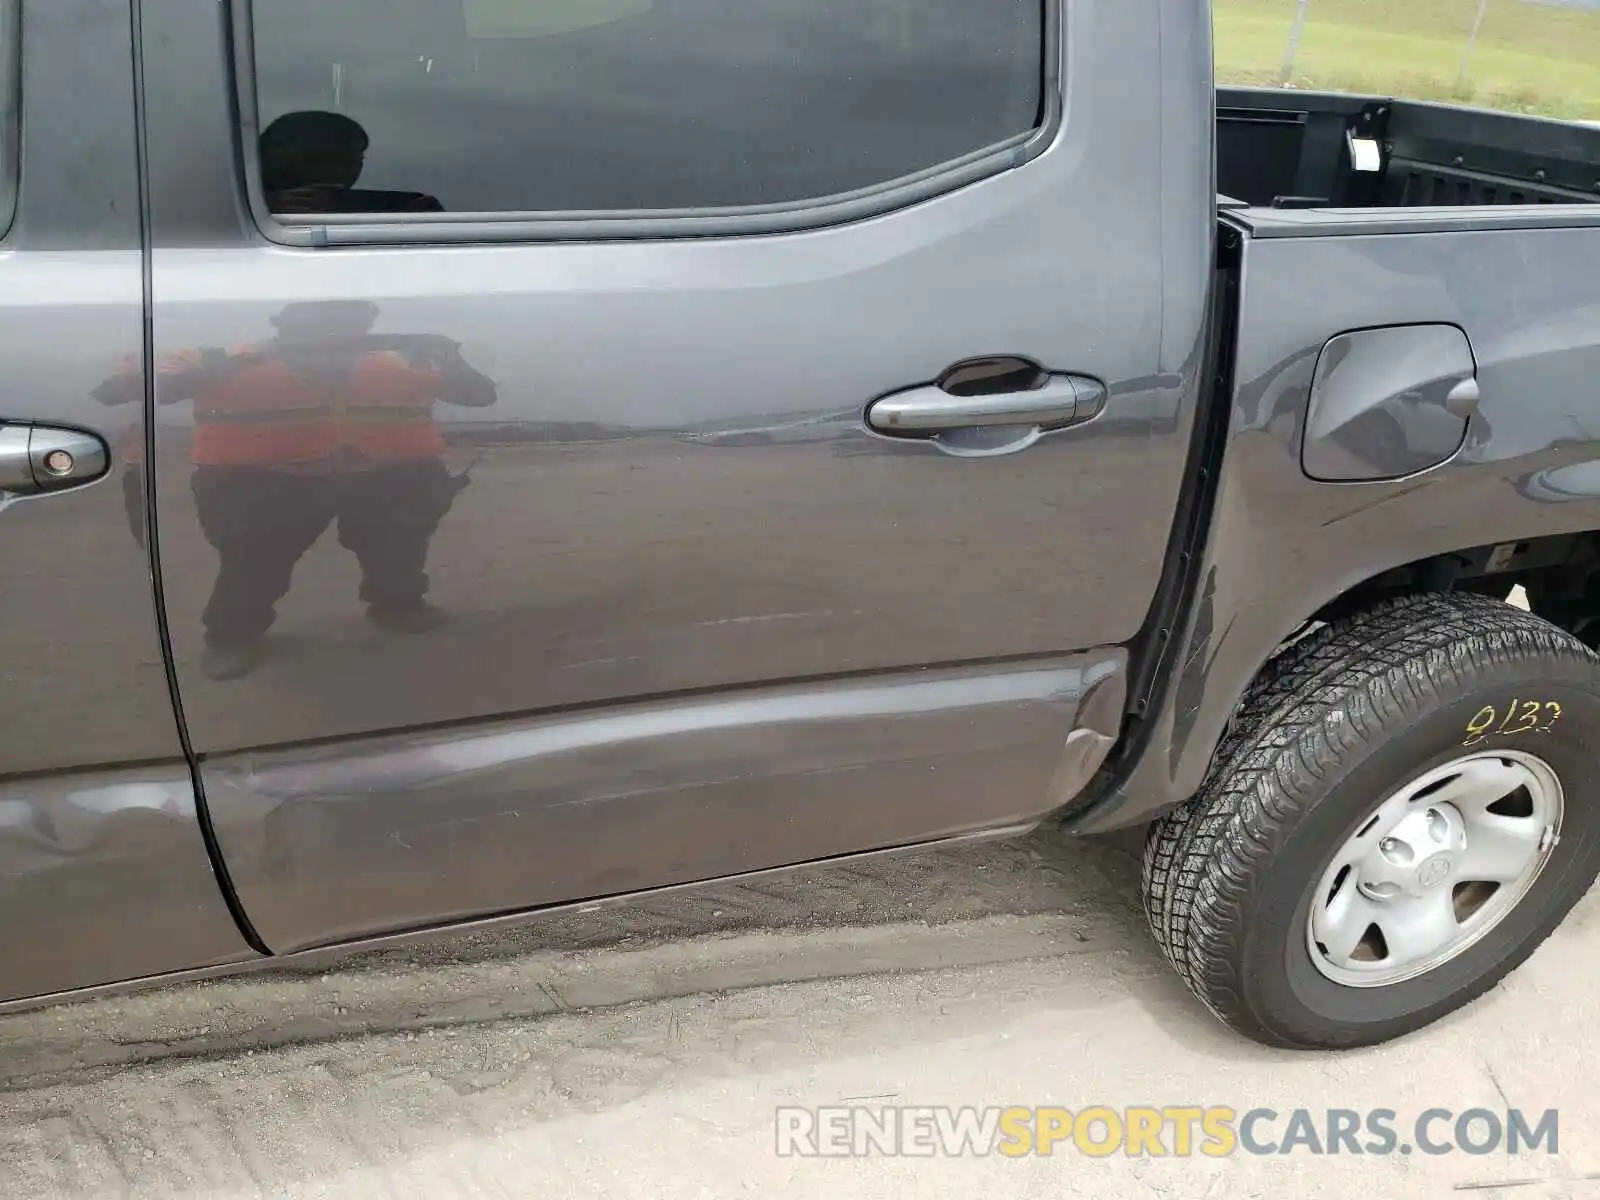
<box><xmin>0</xmin><ymin>423</ymin><xmax>110</xmax><ymax>495</ymax></box>
<box><xmin>867</xmin><ymin>374</ymin><xmax>1106</xmax><ymax>436</ymax></box>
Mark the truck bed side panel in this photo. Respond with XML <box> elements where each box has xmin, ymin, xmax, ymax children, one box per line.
<box><xmin>1074</xmin><ymin>219</ymin><xmax>1600</xmax><ymax>831</ymax></box>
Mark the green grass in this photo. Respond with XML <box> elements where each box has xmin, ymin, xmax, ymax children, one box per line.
<box><xmin>1215</xmin><ymin>0</ymin><xmax>1600</xmax><ymax>118</ymax></box>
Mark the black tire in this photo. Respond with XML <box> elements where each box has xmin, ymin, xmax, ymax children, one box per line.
<box><xmin>1143</xmin><ymin>592</ymin><xmax>1600</xmax><ymax>1049</ymax></box>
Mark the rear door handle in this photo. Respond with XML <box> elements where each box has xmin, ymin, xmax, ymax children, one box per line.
<box><xmin>0</xmin><ymin>423</ymin><xmax>110</xmax><ymax>495</ymax></box>
<box><xmin>867</xmin><ymin>374</ymin><xmax>1106</xmax><ymax>436</ymax></box>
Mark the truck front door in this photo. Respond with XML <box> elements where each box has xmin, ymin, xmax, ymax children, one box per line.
<box><xmin>0</xmin><ymin>0</ymin><xmax>255</xmax><ymax>1003</ymax></box>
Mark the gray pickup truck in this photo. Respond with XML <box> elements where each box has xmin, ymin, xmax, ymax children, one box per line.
<box><xmin>5</xmin><ymin>0</ymin><xmax>1600</xmax><ymax>1051</ymax></box>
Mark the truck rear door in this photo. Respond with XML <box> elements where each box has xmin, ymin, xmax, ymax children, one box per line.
<box><xmin>137</xmin><ymin>0</ymin><xmax>1212</xmax><ymax>951</ymax></box>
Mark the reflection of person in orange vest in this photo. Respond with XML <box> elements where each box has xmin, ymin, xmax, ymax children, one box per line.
<box><xmin>160</xmin><ymin>301</ymin><xmax>496</xmax><ymax>679</ymax></box>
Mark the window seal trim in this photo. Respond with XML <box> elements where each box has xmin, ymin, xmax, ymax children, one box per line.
<box><xmin>0</xmin><ymin>0</ymin><xmax>19</xmax><ymax>241</ymax></box>
<box><xmin>227</xmin><ymin>0</ymin><xmax>1062</xmax><ymax>247</ymax></box>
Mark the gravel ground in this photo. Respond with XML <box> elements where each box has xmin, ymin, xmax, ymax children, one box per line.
<box><xmin>3</xmin><ymin>822</ymin><xmax>1600</xmax><ymax>1198</ymax></box>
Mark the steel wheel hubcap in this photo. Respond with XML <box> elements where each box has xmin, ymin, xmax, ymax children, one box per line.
<box><xmin>1307</xmin><ymin>749</ymin><xmax>1563</xmax><ymax>987</ymax></box>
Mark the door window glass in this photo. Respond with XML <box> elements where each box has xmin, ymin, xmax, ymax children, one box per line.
<box><xmin>244</xmin><ymin>0</ymin><xmax>1047</xmax><ymax>217</ymax></box>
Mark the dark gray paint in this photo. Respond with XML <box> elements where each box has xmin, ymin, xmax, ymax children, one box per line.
<box><xmin>142</xmin><ymin>0</ymin><xmax>1206</xmax><ymax>738</ymax></box>
<box><xmin>207</xmin><ymin>654</ymin><xmax>1124</xmax><ymax>951</ymax></box>
<box><xmin>1301</xmin><ymin>324</ymin><xmax>1474</xmax><ymax>482</ymax></box>
<box><xmin>0</xmin><ymin>0</ymin><xmax>257</xmax><ymax>1000</ymax></box>
<box><xmin>1072</xmin><ymin>217</ymin><xmax>1600</xmax><ymax>832</ymax></box>
<box><xmin>0</xmin><ymin>0</ymin><xmax>172</xmax><ymax>773</ymax></box>
<box><xmin>132</xmin><ymin>0</ymin><xmax>1212</xmax><ymax>944</ymax></box>
<box><xmin>7</xmin><ymin>0</ymin><xmax>1598</xmax><ymax>1009</ymax></box>
<box><xmin>0</xmin><ymin>766</ymin><xmax>256</xmax><ymax>1001</ymax></box>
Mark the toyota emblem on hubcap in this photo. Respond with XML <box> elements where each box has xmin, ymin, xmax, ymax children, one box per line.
<box><xmin>1418</xmin><ymin>853</ymin><xmax>1454</xmax><ymax>889</ymax></box>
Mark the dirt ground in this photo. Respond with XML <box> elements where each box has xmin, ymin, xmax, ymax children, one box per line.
<box><xmin>3</xmin><ymin>824</ymin><xmax>1599</xmax><ymax>1199</ymax></box>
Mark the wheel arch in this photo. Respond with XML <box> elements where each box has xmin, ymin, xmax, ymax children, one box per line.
<box><xmin>1070</xmin><ymin>519</ymin><xmax>1600</xmax><ymax>835</ymax></box>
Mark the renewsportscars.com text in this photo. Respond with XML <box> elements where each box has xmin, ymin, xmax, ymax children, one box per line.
<box><xmin>775</xmin><ymin>1105</ymin><xmax>1559</xmax><ymax>1158</ymax></box>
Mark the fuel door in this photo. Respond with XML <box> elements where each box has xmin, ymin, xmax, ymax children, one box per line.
<box><xmin>1302</xmin><ymin>324</ymin><xmax>1478</xmax><ymax>483</ymax></box>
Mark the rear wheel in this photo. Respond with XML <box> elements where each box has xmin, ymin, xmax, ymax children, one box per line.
<box><xmin>1143</xmin><ymin>592</ymin><xmax>1600</xmax><ymax>1049</ymax></box>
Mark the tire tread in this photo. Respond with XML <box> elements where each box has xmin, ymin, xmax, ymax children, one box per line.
<box><xmin>1141</xmin><ymin>592</ymin><xmax>1598</xmax><ymax>1046</ymax></box>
